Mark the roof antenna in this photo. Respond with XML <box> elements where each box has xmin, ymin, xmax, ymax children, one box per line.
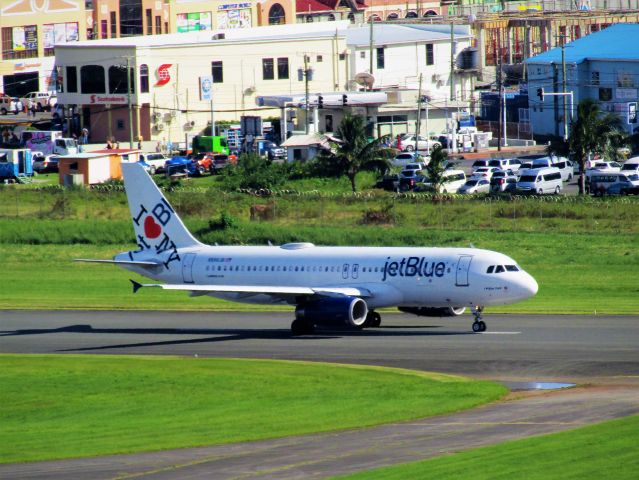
<box><xmin>268</xmin><ymin>240</ymin><xmax>273</xmax><ymax>246</ymax></box>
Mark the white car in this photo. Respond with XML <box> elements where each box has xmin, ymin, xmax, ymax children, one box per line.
<box><xmin>392</xmin><ymin>152</ymin><xmax>425</xmax><ymax>167</ymax></box>
<box><xmin>459</xmin><ymin>178</ymin><xmax>491</xmax><ymax>194</ymax></box>
<box><xmin>138</xmin><ymin>152</ymin><xmax>170</xmax><ymax>174</ymax></box>
<box><xmin>392</xmin><ymin>134</ymin><xmax>441</xmax><ymax>152</ymax></box>
<box><xmin>470</xmin><ymin>166</ymin><xmax>500</xmax><ymax>180</ymax></box>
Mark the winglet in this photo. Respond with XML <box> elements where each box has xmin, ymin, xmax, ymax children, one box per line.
<box><xmin>130</xmin><ymin>279</ymin><xmax>143</xmax><ymax>294</ymax></box>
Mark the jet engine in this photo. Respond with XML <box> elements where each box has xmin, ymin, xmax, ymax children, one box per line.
<box><xmin>398</xmin><ymin>306</ymin><xmax>466</xmax><ymax>317</ymax></box>
<box><xmin>295</xmin><ymin>297</ymin><xmax>368</xmax><ymax>328</ymax></box>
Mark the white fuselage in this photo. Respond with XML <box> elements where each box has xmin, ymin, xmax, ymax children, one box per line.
<box><xmin>119</xmin><ymin>243</ymin><xmax>538</xmax><ymax>310</ymax></box>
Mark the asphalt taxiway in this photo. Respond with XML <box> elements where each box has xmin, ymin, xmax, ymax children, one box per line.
<box><xmin>1</xmin><ymin>311</ymin><xmax>638</xmax><ymax>479</ymax></box>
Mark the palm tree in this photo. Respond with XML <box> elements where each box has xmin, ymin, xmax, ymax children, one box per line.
<box><xmin>424</xmin><ymin>145</ymin><xmax>448</xmax><ymax>194</ymax></box>
<box><xmin>568</xmin><ymin>99</ymin><xmax>625</xmax><ymax>194</ymax></box>
<box><xmin>318</xmin><ymin>114</ymin><xmax>395</xmax><ymax>192</ymax></box>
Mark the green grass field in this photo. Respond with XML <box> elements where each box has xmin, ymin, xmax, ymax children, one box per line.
<box><xmin>336</xmin><ymin>415</ymin><xmax>639</xmax><ymax>480</ymax></box>
<box><xmin>0</xmin><ymin>355</ymin><xmax>506</xmax><ymax>463</ymax></box>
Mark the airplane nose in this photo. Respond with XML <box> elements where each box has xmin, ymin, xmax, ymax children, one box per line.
<box><xmin>523</xmin><ymin>272</ymin><xmax>538</xmax><ymax>297</ymax></box>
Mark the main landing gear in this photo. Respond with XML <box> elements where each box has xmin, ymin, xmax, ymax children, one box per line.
<box><xmin>291</xmin><ymin>318</ymin><xmax>315</xmax><ymax>336</ymax></box>
<box><xmin>471</xmin><ymin>306</ymin><xmax>487</xmax><ymax>332</ymax></box>
<box><xmin>364</xmin><ymin>311</ymin><xmax>382</xmax><ymax>328</ymax></box>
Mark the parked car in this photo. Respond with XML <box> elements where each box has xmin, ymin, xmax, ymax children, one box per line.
<box><xmin>209</xmin><ymin>153</ymin><xmax>235</xmax><ymax>174</ymax></box>
<box><xmin>588</xmin><ymin>172</ymin><xmax>639</xmax><ymax>196</ymax></box>
<box><xmin>0</xmin><ymin>96</ymin><xmax>19</xmax><ymax>115</ymax></box>
<box><xmin>488</xmin><ymin>158</ymin><xmax>522</xmax><ymax>172</ymax></box>
<box><xmin>264</xmin><ymin>141</ymin><xmax>286</xmax><ymax>160</ymax></box>
<box><xmin>471</xmin><ymin>159</ymin><xmax>490</xmax><ymax>170</ymax></box>
<box><xmin>398</xmin><ymin>170</ymin><xmax>425</xmax><ymax>191</ymax></box>
<box><xmin>32</xmin><ymin>154</ymin><xmax>60</xmax><ymax>173</ymax></box>
<box><xmin>375</xmin><ymin>174</ymin><xmax>400</xmax><ymax>191</ymax></box>
<box><xmin>138</xmin><ymin>152</ymin><xmax>169</xmax><ymax>174</ymax></box>
<box><xmin>402</xmin><ymin>162</ymin><xmax>427</xmax><ymax>173</ymax></box>
<box><xmin>470</xmin><ymin>166</ymin><xmax>500</xmax><ymax>180</ymax></box>
<box><xmin>392</xmin><ymin>133</ymin><xmax>440</xmax><ymax>152</ymax></box>
<box><xmin>621</xmin><ymin>157</ymin><xmax>639</xmax><ymax>175</ymax></box>
<box><xmin>21</xmin><ymin>92</ymin><xmax>54</xmax><ymax>111</ymax></box>
<box><xmin>392</xmin><ymin>152</ymin><xmax>424</xmax><ymax>167</ymax></box>
<box><xmin>516</xmin><ymin>167</ymin><xmax>562</xmax><ymax>195</ymax></box>
<box><xmin>164</xmin><ymin>156</ymin><xmax>198</xmax><ymax>177</ymax></box>
<box><xmin>490</xmin><ymin>169</ymin><xmax>518</xmax><ymax>193</ymax></box>
<box><xmin>459</xmin><ymin>178</ymin><xmax>491</xmax><ymax>194</ymax></box>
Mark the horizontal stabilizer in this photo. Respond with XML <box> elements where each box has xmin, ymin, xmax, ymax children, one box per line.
<box><xmin>74</xmin><ymin>259</ymin><xmax>162</xmax><ymax>267</ymax></box>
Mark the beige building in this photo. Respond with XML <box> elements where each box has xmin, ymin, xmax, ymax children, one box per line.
<box><xmin>1</xmin><ymin>0</ymin><xmax>297</xmax><ymax>97</ymax></box>
<box><xmin>55</xmin><ymin>21</ymin><xmax>349</xmax><ymax>144</ymax></box>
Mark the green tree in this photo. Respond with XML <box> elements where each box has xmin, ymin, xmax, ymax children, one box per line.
<box><xmin>424</xmin><ymin>145</ymin><xmax>448</xmax><ymax>193</ymax></box>
<box><xmin>566</xmin><ymin>99</ymin><xmax>625</xmax><ymax>194</ymax></box>
<box><xmin>317</xmin><ymin>114</ymin><xmax>395</xmax><ymax>192</ymax></box>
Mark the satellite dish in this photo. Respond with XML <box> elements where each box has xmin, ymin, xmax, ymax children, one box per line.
<box><xmin>354</xmin><ymin>72</ymin><xmax>375</xmax><ymax>88</ymax></box>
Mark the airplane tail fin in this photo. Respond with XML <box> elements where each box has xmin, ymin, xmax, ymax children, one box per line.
<box><xmin>121</xmin><ymin>162</ymin><xmax>202</xmax><ymax>250</ymax></box>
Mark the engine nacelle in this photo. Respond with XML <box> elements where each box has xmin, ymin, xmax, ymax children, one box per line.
<box><xmin>296</xmin><ymin>297</ymin><xmax>368</xmax><ymax>328</ymax></box>
<box><xmin>398</xmin><ymin>306</ymin><xmax>466</xmax><ymax>317</ymax></box>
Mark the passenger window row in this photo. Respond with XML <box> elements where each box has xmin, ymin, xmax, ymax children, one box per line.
<box><xmin>205</xmin><ymin>264</ymin><xmax>384</xmax><ymax>273</ymax></box>
<box><xmin>486</xmin><ymin>265</ymin><xmax>519</xmax><ymax>274</ymax></box>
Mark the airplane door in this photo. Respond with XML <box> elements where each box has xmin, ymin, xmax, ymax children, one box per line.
<box><xmin>342</xmin><ymin>263</ymin><xmax>349</xmax><ymax>279</ymax></box>
<box><xmin>352</xmin><ymin>264</ymin><xmax>359</xmax><ymax>279</ymax></box>
<box><xmin>455</xmin><ymin>255</ymin><xmax>472</xmax><ymax>287</ymax></box>
<box><xmin>182</xmin><ymin>253</ymin><xmax>196</xmax><ymax>283</ymax></box>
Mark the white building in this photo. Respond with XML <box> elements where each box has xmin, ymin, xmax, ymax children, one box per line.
<box><xmin>55</xmin><ymin>20</ymin><xmax>475</xmax><ymax>144</ymax></box>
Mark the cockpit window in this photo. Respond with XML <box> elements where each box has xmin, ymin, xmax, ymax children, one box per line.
<box><xmin>505</xmin><ymin>265</ymin><xmax>519</xmax><ymax>272</ymax></box>
<box><xmin>486</xmin><ymin>265</ymin><xmax>494</xmax><ymax>274</ymax></box>
<box><xmin>495</xmin><ymin>265</ymin><xmax>505</xmax><ymax>273</ymax></box>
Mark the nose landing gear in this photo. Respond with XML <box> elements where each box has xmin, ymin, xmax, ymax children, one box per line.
<box><xmin>471</xmin><ymin>306</ymin><xmax>486</xmax><ymax>332</ymax></box>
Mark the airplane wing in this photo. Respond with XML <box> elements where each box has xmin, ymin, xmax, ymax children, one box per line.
<box><xmin>130</xmin><ymin>280</ymin><xmax>372</xmax><ymax>299</ymax></box>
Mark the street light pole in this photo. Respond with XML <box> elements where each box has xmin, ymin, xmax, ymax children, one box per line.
<box><xmin>126</xmin><ymin>57</ymin><xmax>134</xmax><ymax>149</ymax></box>
<box><xmin>304</xmin><ymin>55</ymin><xmax>309</xmax><ymax>134</ymax></box>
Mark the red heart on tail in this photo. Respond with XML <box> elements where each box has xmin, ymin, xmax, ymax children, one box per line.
<box><xmin>144</xmin><ymin>216</ymin><xmax>162</xmax><ymax>239</ymax></box>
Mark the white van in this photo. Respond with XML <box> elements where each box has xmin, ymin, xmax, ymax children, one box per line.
<box><xmin>488</xmin><ymin>158</ymin><xmax>522</xmax><ymax>172</ymax></box>
<box><xmin>588</xmin><ymin>172</ymin><xmax>639</xmax><ymax>196</ymax></box>
<box><xmin>553</xmin><ymin>159</ymin><xmax>574</xmax><ymax>182</ymax></box>
<box><xmin>621</xmin><ymin>157</ymin><xmax>639</xmax><ymax>175</ymax></box>
<box><xmin>415</xmin><ymin>169</ymin><xmax>466</xmax><ymax>193</ymax></box>
<box><xmin>516</xmin><ymin>167</ymin><xmax>563</xmax><ymax>195</ymax></box>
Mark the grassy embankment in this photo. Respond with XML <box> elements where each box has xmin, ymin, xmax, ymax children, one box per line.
<box><xmin>1</xmin><ymin>181</ymin><xmax>638</xmax><ymax>313</ymax></box>
<box><xmin>0</xmin><ymin>355</ymin><xmax>506</xmax><ymax>463</ymax></box>
<box><xmin>336</xmin><ymin>415</ymin><xmax>639</xmax><ymax>480</ymax></box>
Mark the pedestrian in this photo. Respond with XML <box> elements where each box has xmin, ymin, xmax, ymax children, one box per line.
<box><xmin>115</xmin><ymin>140</ymin><xmax>120</xmax><ymax>149</ymax></box>
<box><xmin>27</xmin><ymin>100</ymin><xmax>33</xmax><ymax>116</ymax></box>
<box><xmin>81</xmin><ymin>127</ymin><xmax>89</xmax><ymax>144</ymax></box>
<box><xmin>106</xmin><ymin>139</ymin><xmax>113</xmax><ymax>149</ymax></box>
<box><xmin>155</xmin><ymin>140</ymin><xmax>161</xmax><ymax>153</ymax></box>
<box><xmin>15</xmin><ymin>99</ymin><xmax>23</xmax><ymax>115</ymax></box>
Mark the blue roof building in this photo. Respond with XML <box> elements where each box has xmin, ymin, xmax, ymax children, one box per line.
<box><xmin>525</xmin><ymin>24</ymin><xmax>639</xmax><ymax>137</ymax></box>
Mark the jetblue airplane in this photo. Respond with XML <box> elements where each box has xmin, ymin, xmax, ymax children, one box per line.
<box><xmin>79</xmin><ymin>163</ymin><xmax>538</xmax><ymax>335</ymax></box>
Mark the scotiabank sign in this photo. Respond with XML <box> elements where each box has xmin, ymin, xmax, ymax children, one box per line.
<box><xmin>88</xmin><ymin>94</ymin><xmax>127</xmax><ymax>105</ymax></box>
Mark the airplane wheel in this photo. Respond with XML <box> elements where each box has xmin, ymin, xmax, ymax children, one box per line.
<box><xmin>366</xmin><ymin>312</ymin><xmax>382</xmax><ymax>327</ymax></box>
<box><xmin>479</xmin><ymin>321</ymin><xmax>486</xmax><ymax>332</ymax></box>
<box><xmin>291</xmin><ymin>319</ymin><xmax>314</xmax><ymax>336</ymax></box>
<box><xmin>472</xmin><ymin>321</ymin><xmax>482</xmax><ymax>333</ymax></box>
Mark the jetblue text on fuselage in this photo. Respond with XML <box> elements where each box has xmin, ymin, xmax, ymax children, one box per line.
<box><xmin>382</xmin><ymin>256</ymin><xmax>446</xmax><ymax>281</ymax></box>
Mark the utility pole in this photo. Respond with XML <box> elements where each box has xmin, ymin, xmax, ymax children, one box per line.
<box><xmin>415</xmin><ymin>73</ymin><xmax>423</xmax><ymax>153</ymax></box>
<box><xmin>369</xmin><ymin>15</ymin><xmax>374</xmax><ymax>75</ymax></box>
<box><xmin>450</xmin><ymin>22</ymin><xmax>455</xmax><ymax>101</ymax></box>
<box><xmin>496</xmin><ymin>37</ymin><xmax>502</xmax><ymax>152</ymax></box>
<box><xmin>304</xmin><ymin>55</ymin><xmax>309</xmax><ymax>134</ymax></box>
<box><xmin>560</xmin><ymin>33</ymin><xmax>568</xmax><ymax>141</ymax></box>
<box><xmin>126</xmin><ymin>57</ymin><xmax>134</xmax><ymax>149</ymax></box>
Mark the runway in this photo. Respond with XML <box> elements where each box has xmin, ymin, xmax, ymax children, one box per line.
<box><xmin>1</xmin><ymin>311</ymin><xmax>638</xmax><ymax>479</ymax></box>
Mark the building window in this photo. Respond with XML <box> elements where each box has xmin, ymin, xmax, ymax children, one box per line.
<box><xmin>591</xmin><ymin>71</ymin><xmax>600</xmax><ymax>86</ymax></box>
<box><xmin>348</xmin><ymin>13</ymin><xmax>355</xmax><ymax>23</ymax></box>
<box><xmin>101</xmin><ymin>20</ymin><xmax>107</xmax><ymax>39</ymax></box>
<box><xmin>110</xmin><ymin>12</ymin><xmax>117</xmax><ymax>37</ymax></box>
<box><xmin>268</xmin><ymin>4</ymin><xmax>285</xmax><ymax>25</ymax></box>
<box><xmin>140</xmin><ymin>64</ymin><xmax>149</xmax><ymax>93</ymax></box>
<box><xmin>80</xmin><ymin>65</ymin><xmax>106</xmax><ymax>93</ymax></box>
<box><xmin>599</xmin><ymin>88</ymin><xmax>612</xmax><ymax>102</ymax></box>
<box><xmin>328</xmin><ymin>14</ymin><xmax>335</xmax><ymax>21</ymax></box>
<box><xmin>146</xmin><ymin>9</ymin><xmax>152</xmax><ymax>35</ymax></box>
<box><xmin>155</xmin><ymin>16</ymin><xmax>161</xmax><ymax>34</ymax></box>
<box><xmin>277</xmin><ymin>58</ymin><xmax>289</xmax><ymax>79</ymax></box>
<box><xmin>376</xmin><ymin>47</ymin><xmax>385</xmax><ymax>69</ymax></box>
<box><xmin>317</xmin><ymin>55</ymin><xmax>323</xmax><ymax>62</ymax></box>
<box><xmin>325</xmin><ymin>114</ymin><xmax>333</xmax><ymax>132</ymax></box>
<box><xmin>262</xmin><ymin>58</ymin><xmax>274</xmax><ymax>80</ymax></box>
<box><xmin>116</xmin><ymin>119</ymin><xmax>125</xmax><ymax>130</ymax></box>
<box><xmin>109</xmin><ymin>65</ymin><xmax>134</xmax><ymax>94</ymax></box>
<box><xmin>2</xmin><ymin>26</ymin><xmax>38</xmax><ymax>60</ymax></box>
<box><xmin>120</xmin><ymin>1</ymin><xmax>143</xmax><ymax>37</ymax></box>
<box><xmin>426</xmin><ymin>44</ymin><xmax>434</xmax><ymax>65</ymax></box>
<box><xmin>339</xmin><ymin>53</ymin><xmax>345</xmax><ymax>61</ymax></box>
<box><xmin>306</xmin><ymin>15</ymin><xmax>313</xmax><ymax>23</ymax></box>
<box><xmin>360</xmin><ymin>51</ymin><xmax>365</xmax><ymax>59</ymax></box>
<box><xmin>67</xmin><ymin>66</ymin><xmax>78</xmax><ymax>93</ymax></box>
<box><xmin>212</xmin><ymin>61</ymin><xmax>223</xmax><ymax>83</ymax></box>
